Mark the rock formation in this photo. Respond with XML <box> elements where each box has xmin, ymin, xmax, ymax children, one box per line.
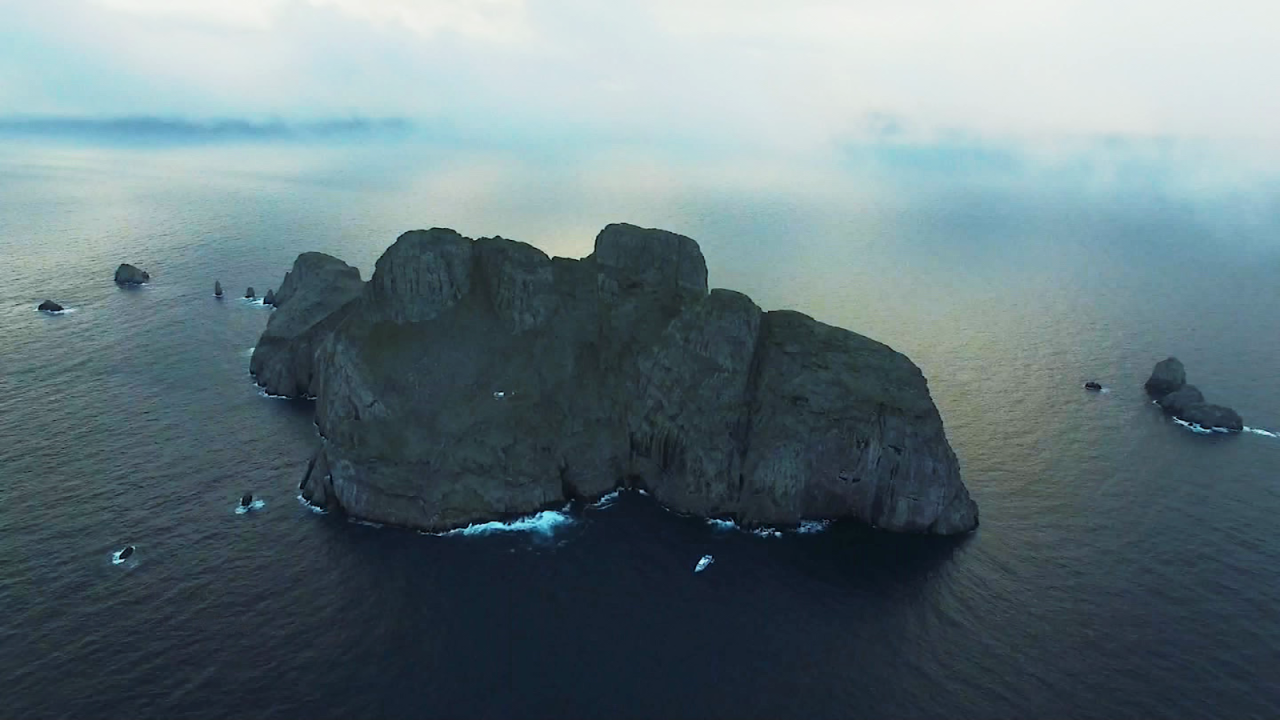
<box><xmin>263</xmin><ymin>289</ymin><xmax>276</xmax><ymax>306</ymax></box>
<box><xmin>38</xmin><ymin>300</ymin><xmax>63</xmax><ymax>312</ymax></box>
<box><xmin>249</xmin><ymin>253</ymin><xmax>364</xmax><ymax>398</ymax></box>
<box><xmin>245</xmin><ymin>287</ymin><xmax>256</xmax><ymax>299</ymax></box>
<box><xmin>214</xmin><ymin>280</ymin><xmax>223</xmax><ymax>297</ymax></box>
<box><xmin>1084</xmin><ymin>381</ymin><xmax>1102</xmax><ymax>391</ymax></box>
<box><xmin>114</xmin><ymin>264</ymin><xmax>150</xmax><ymax>285</ymax></box>
<box><xmin>1144</xmin><ymin>357</ymin><xmax>1186</xmax><ymax>396</ymax></box>
<box><xmin>1156</xmin><ymin>385</ymin><xmax>1204</xmax><ymax>417</ymax></box>
<box><xmin>1144</xmin><ymin>358</ymin><xmax>1243</xmax><ymax>431</ymax></box>
<box><xmin>255</xmin><ymin>224</ymin><xmax>979</xmax><ymax>535</ymax></box>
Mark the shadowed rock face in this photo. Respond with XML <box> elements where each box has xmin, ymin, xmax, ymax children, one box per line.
<box><xmin>255</xmin><ymin>223</ymin><xmax>978</xmax><ymax>535</ymax></box>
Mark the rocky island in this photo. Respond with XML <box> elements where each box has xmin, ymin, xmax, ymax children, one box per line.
<box><xmin>251</xmin><ymin>224</ymin><xmax>979</xmax><ymax>535</ymax></box>
<box><xmin>1145</xmin><ymin>357</ymin><xmax>1243</xmax><ymax>431</ymax></box>
<box><xmin>114</xmin><ymin>263</ymin><xmax>150</xmax><ymax>285</ymax></box>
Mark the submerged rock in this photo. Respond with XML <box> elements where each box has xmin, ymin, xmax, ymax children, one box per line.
<box><xmin>1144</xmin><ymin>357</ymin><xmax>1186</xmax><ymax>396</ymax></box>
<box><xmin>259</xmin><ymin>223</ymin><xmax>978</xmax><ymax>535</ymax></box>
<box><xmin>214</xmin><ymin>280</ymin><xmax>223</xmax><ymax>297</ymax></box>
<box><xmin>114</xmin><ymin>264</ymin><xmax>150</xmax><ymax>285</ymax></box>
<box><xmin>38</xmin><ymin>300</ymin><xmax>63</xmax><ymax>312</ymax></box>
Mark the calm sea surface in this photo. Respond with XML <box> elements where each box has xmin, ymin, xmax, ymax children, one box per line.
<box><xmin>2</xmin><ymin>137</ymin><xmax>1278</xmax><ymax>719</ymax></box>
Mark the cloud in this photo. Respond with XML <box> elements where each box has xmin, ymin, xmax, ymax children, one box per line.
<box><xmin>0</xmin><ymin>115</ymin><xmax>415</xmax><ymax>142</ymax></box>
<box><xmin>2</xmin><ymin>0</ymin><xmax>1279</xmax><ymax>147</ymax></box>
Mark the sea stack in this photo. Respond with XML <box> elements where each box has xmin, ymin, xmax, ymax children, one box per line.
<box><xmin>214</xmin><ymin>280</ymin><xmax>223</xmax><ymax>298</ymax></box>
<box><xmin>1144</xmin><ymin>358</ymin><xmax>1243</xmax><ymax>431</ymax></box>
<box><xmin>263</xmin><ymin>289</ymin><xmax>276</xmax><ymax>306</ymax></box>
<box><xmin>240</xmin><ymin>493</ymin><xmax>253</xmax><ymax>507</ymax></box>
<box><xmin>256</xmin><ymin>224</ymin><xmax>979</xmax><ymax>536</ymax></box>
<box><xmin>245</xmin><ymin>287</ymin><xmax>256</xmax><ymax>299</ymax></box>
<box><xmin>114</xmin><ymin>264</ymin><xmax>150</xmax><ymax>285</ymax></box>
<box><xmin>38</xmin><ymin>300</ymin><xmax>64</xmax><ymax>313</ymax></box>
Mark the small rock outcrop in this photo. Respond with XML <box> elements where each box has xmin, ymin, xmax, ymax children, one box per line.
<box><xmin>38</xmin><ymin>300</ymin><xmax>63</xmax><ymax>312</ymax></box>
<box><xmin>258</xmin><ymin>224</ymin><xmax>978</xmax><ymax>535</ymax></box>
<box><xmin>1144</xmin><ymin>359</ymin><xmax>1242</xmax><ymax>431</ymax></box>
<box><xmin>1084</xmin><ymin>381</ymin><xmax>1102</xmax><ymax>391</ymax></box>
<box><xmin>114</xmin><ymin>264</ymin><xmax>150</xmax><ymax>285</ymax></box>
<box><xmin>214</xmin><ymin>280</ymin><xmax>223</xmax><ymax>297</ymax></box>
<box><xmin>245</xmin><ymin>287</ymin><xmax>256</xmax><ymax>299</ymax></box>
<box><xmin>1144</xmin><ymin>357</ymin><xmax>1186</xmax><ymax>396</ymax></box>
<box><xmin>240</xmin><ymin>493</ymin><xmax>254</xmax><ymax>507</ymax></box>
<box><xmin>263</xmin><ymin>289</ymin><xmax>276</xmax><ymax>306</ymax></box>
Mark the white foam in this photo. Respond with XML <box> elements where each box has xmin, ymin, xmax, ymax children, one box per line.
<box><xmin>1173</xmin><ymin>417</ymin><xmax>1236</xmax><ymax>435</ymax></box>
<box><xmin>694</xmin><ymin>554</ymin><xmax>714</xmax><ymax>573</ymax></box>
<box><xmin>257</xmin><ymin>387</ymin><xmax>292</xmax><ymax>400</ymax></box>
<box><xmin>797</xmin><ymin>519</ymin><xmax>832</xmax><ymax>534</ymax></box>
<box><xmin>590</xmin><ymin>489</ymin><xmax>622</xmax><ymax>509</ymax></box>
<box><xmin>706</xmin><ymin>517</ymin><xmax>738</xmax><ymax>531</ymax></box>
<box><xmin>437</xmin><ymin>509</ymin><xmax>574</xmax><ymax>537</ymax></box>
<box><xmin>296</xmin><ymin>493</ymin><xmax>327</xmax><ymax>514</ymax></box>
<box><xmin>348</xmin><ymin>518</ymin><xmax>385</xmax><ymax>528</ymax></box>
<box><xmin>1244</xmin><ymin>427</ymin><xmax>1280</xmax><ymax>439</ymax></box>
<box><xmin>111</xmin><ymin>547</ymin><xmax>135</xmax><ymax>565</ymax></box>
<box><xmin>636</xmin><ymin>488</ymin><xmax>649</xmax><ymax>496</ymax></box>
<box><xmin>1099</xmin><ymin>387</ymin><xmax>1111</xmax><ymax>394</ymax></box>
<box><xmin>242</xmin><ymin>347</ymin><xmax>256</xmax><ymax>358</ymax></box>
<box><xmin>36</xmin><ymin>306</ymin><xmax>78</xmax><ymax>315</ymax></box>
<box><xmin>234</xmin><ymin>499</ymin><xmax>266</xmax><ymax>515</ymax></box>
<box><xmin>751</xmin><ymin>527</ymin><xmax>784</xmax><ymax>538</ymax></box>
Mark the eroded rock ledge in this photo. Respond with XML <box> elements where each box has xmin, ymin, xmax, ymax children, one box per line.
<box><xmin>253</xmin><ymin>223</ymin><xmax>979</xmax><ymax>535</ymax></box>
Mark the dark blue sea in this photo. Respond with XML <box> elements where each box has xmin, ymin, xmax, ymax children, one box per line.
<box><xmin>2</xmin><ymin>137</ymin><xmax>1279</xmax><ymax>719</ymax></box>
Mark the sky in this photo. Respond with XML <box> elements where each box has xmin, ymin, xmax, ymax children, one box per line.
<box><xmin>1</xmin><ymin>0</ymin><xmax>1278</xmax><ymax>149</ymax></box>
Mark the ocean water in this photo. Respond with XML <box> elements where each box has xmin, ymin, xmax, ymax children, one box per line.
<box><xmin>2</xmin><ymin>137</ymin><xmax>1279</xmax><ymax>719</ymax></box>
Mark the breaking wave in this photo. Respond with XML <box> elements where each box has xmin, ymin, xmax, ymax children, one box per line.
<box><xmin>436</xmin><ymin>509</ymin><xmax>574</xmax><ymax>537</ymax></box>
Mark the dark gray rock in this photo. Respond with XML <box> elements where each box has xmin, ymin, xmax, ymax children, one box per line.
<box><xmin>263</xmin><ymin>224</ymin><xmax>977</xmax><ymax>535</ymax></box>
<box><xmin>1084</xmin><ymin>381</ymin><xmax>1102</xmax><ymax>391</ymax></box>
<box><xmin>1178</xmin><ymin>403</ymin><xmax>1244</xmax><ymax>432</ymax></box>
<box><xmin>240</xmin><ymin>493</ymin><xmax>253</xmax><ymax>507</ymax></box>
<box><xmin>250</xmin><ymin>253</ymin><xmax>364</xmax><ymax>397</ymax></box>
<box><xmin>1157</xmin><ymin>385</ymin><xmax>1204</xmax><ymax>417</ymax></box>
<box><xmin>114</xmin><ymin>264</ymin><xmax>150</xmax><ymax>285</ymax></box>
<box><xmin>38</xmin><ymin>300</ymin><xmax>63</xmax><ymax>312</ymax></box>
<box><xmin>214</xmin><ymin>280</ymin><xmax>223</xmax><ymax>297</ymax></box>
<box><xmin>1144</xmin><ymin>357</ymin><xmax>1186</xmax><ymax>396</ymax></box>
<box><xmin>118</xmin><ymin>545</ymin><xmax>134</xmax><ymax>560</ymax></box>
<box><xmin>263</xmin><ymin>289</ymin><xmax>276</xmax><ymax>306</ymax></box>
<box><xmin>245</xmin><ymin>287</ymin><xmax>256</xmax><ymax>299</ymax></box>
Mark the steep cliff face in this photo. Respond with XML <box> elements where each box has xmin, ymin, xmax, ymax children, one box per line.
<box><xmin>261</xmin><ymin>223</ymin><xmax>978</xmax><ymax>535</ymax></box>
<box><xmin>250</xmin><ymin>252</ymin><xmax>364</xmax><ymax>397</ymax></box>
